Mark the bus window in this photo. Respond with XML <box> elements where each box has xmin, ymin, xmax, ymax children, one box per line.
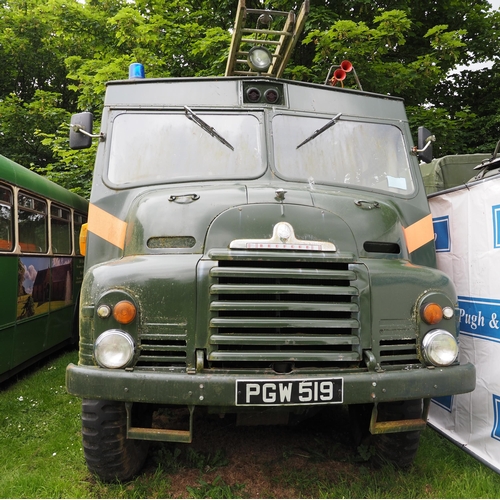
<box><xmin>0</xmin><ymin>185</ymin><xmax>13</xmax><ymax>251</ymax></box>
<box><xmin>74</xmin><ymin>212</ymin><xmax>87</xmax><ymax>256</ymax></box>
<box><xmin>18</xmin><ymin>192</ymin><xmax>47</xmax><ymax>253</ymax></box>
<box><xmin>51</xmin><ymin>204</ymin><xmax>71</xmax><ymax>254</ymax></box>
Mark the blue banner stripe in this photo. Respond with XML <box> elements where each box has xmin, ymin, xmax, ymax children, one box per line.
<box><xmin>493</xmin><ymin>205</ymin><xmax>500</xmax><ymax>249</ymax></box>
<box><xmin>458</xmin><ymin>296</ymin><xmax>500</xmax><ymax>342</ymax></box>
<box><xmin>432</xmin><ymin>216</ymin><xmax>451</xmax><ymax>252</ymax></box>
<box><xmin>492</xmin><ymin>394</ymin><xmax>500</xmax><ymax>442</ymax></box>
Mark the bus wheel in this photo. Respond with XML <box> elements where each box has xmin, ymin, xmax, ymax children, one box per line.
<box><xmin>371</xmin><ymin>399</ymin><xmax>423</xmax><ymax>468</ymax></box>
<box><xmin>81</xmin><ymin>399</ymin><xmax>150</xmax><ymax>481</ymax></box>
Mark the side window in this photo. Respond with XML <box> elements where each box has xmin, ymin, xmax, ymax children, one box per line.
<box><xmin>18</xmin><ymin>192</ymin><xmax>47</xmax><ymax>253</ymax></box>
<box><xmin>73</xmin><ymin>212</ymin><xmax>87</xmax><ymax>256</ymax></box>
<box><xmin>0</xmin><ymin>185</ymin><xmax>13</xmax><ymax>251</ymax></box>
<box><xmin>51</xmin><ymin>204</ymin><xmax>71</xmax><ymax>254</ymax></box>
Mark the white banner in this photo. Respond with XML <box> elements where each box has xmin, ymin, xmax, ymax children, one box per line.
<box><xmin>428</xmin><ymin>177</ymin><xmax>500</xmax><ymax>472</ymax></box>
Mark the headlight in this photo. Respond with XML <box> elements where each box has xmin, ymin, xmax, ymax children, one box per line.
<box><xmin>247</xmin><ymin>46</ymin><xmax>272</xmax><ymax>73</ymax></box>
<box><xmin>94</xmin><ymin>330</ymin><xmax>135</xmax><ymax>369</ymax></box>
<box><xmin>422</xmin><ymin>329</ymin><xmax>458</xmax><ymax>367</ymax></box>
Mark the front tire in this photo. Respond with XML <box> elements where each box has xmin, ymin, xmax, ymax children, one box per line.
<box><xmin>349</xmin><ymin>399</ymin><xmax>422</xmax><ymax>469</ymax></box>
<box><xmin>82</xmin><ymin>399</ymin><xmax>150</xmax><ymax>481</ymax></box>
<box><xmin>372</xmin><ymin>399</ymin><xmax>422</xmax><ymax>468</ymax></box>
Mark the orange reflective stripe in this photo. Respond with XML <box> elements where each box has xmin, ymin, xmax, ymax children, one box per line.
<box><xmin>403</xmin><ymin>214</ymin><xmax>434</xmax><ymax>253</ymax></box>
<box><xmin>88</xmin><ymin>204</ymin><xmax>127</xmax><ymax>250</ymax></box>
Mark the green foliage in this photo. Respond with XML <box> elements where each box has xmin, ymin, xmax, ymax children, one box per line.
<box><xmin>35</xmin><ymin>125</ymin><xmax>96</xmax><ymax>198</ymax></box>
<box><xmin>0</xmin><ymin>0</ymin><xmax>499</xmax><ymax>196</ymax></box>
<box><xmin>0</xmin><ymin>90</ymin><xmax>69</xmax><ymax>168</ymax></box>
<box><xmin>407</xmin><ymin>104</ymin><xmax>478</xmax><ymax>157</ymax></box>
<box><xmin>303</xmin><ymin>10</ymin><xmax>467</xmax><ymax>101</ymax></box>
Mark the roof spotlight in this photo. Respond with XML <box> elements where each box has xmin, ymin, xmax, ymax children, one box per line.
<box><xmin>247</xmin><ymin>46</ymin><xmax>272</xmax><ymax>73</ymax></box>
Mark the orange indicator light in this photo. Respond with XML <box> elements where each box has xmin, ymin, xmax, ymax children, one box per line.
<box><xmin>421</xmin><ymin>303</ymin><xmax>443</xmax><ymax>325</ymax></box>
<box><xmin>113</xmin><ymin>300</ymin><xmax>137</xmax><ymax>324</ymax></box>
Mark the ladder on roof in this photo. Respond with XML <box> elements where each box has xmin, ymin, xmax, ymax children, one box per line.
<box><xmin>225</xmin><ymin>0</ymin><xmax>309</xmax><ymax>78</ymax></box>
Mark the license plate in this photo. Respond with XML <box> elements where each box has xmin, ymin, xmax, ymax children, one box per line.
<box><xmin>236</xmin><ymin>378</ymin><xmax>343</xmax><ymax>406</ymax></box>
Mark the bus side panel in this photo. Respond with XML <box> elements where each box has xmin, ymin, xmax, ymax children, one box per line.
<box><xmin>13</xmin><ymin>317</ymin><xmax>49</xmax><ymax>369</ymax></box>
<box><xmin>46</xmin><ymin>306</ymin><xmax>74</xmax><ymax>348</ymax></box>
<box><xmin>46</xmin><ymin>257</ymin><xmax>77</xmax><ymax>348</ymax></box>
<box><xmin>14</xmin><ymin>256</ymin><xmax>52</xmax><ymax>368</ymax></box>
<box><xmin>0</xmin><ymin>256</ymin><xmax>19</xmax><ymax>376</ymax></box>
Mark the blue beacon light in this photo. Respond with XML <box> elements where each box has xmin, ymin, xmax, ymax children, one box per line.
<box><xmin>129</xmin><ymin>63</ymin><xmax>145</xmax><ymax>79</ymax></box>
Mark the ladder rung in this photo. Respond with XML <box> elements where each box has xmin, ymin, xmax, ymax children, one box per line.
<box><xmin>246</xmin><ymin>8</ymin><xmax>290</xmax><ymax>16</ymax></box>
<box><xmin>236</xmin><ymin>51</ymin><xmax>258</xmax><ymax>57</ymax></box>
<box><xmin>237</xmin><ymin>50</ymin><xmax>278</xmax><ymax>57</ymax></box>
<box><xmin>242</xmin><ymin>28</ymin><xmax>293</xmax><ymax>37</ymax></box>
<box><xmin>241</xmin><ymin>38</ymin><xmax>281</xmax><ymax>46</ymax></box>
<box><xmin>233</xmin><ymin>70</ymin><xmax>272</xmax><ymax>76</ymax></box>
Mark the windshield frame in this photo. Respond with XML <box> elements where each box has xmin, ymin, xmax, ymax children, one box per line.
<box><xmin>270</xmin><ymin>111</ymin><xmax>417</xmax><ymax>197</ymax></box>
<box><xmin>103</xmin><ymin>109</ymin><xmax>267</xmax><ymax>189</ymax></box>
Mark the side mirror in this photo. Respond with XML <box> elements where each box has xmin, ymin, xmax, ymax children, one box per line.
<box><xmin>417</xmin><ymin>126</ymin><xmax>435</xmax><ymax>164</ymax></box>
<box><xmin>69</xmin><ymin>112</ymin><xmax>94</xmax><ymax>150</ymax></box>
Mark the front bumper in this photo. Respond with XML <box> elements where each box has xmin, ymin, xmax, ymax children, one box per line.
<box><xmin>66</xmin><ymin>362</ymin><xmax>476</xmax><ymax>406</ymax></box>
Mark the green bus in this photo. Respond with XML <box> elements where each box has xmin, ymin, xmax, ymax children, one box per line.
<box><xmin>66</xmin><ymin>1</ymin><xmax>475</xmax><ymax>481</ymax></box>
<box><xmin>0</xmin><ymin>154</ymin><xmax>88</xmax><ymax>383</ymax></box>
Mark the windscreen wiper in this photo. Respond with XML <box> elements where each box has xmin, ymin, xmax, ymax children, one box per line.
<box><xmin>296</xmin><ymin>112</ymin><xmax>342</xmax><ymax>149</ymax></box>
<box><xmin>184</xmin><ymin>106</ymin><xmax>234</xmax><ymax>151</ymax></box>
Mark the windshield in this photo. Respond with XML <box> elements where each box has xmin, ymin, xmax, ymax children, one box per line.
<box><xmin>107</xmin><ymin>112</ymin><xmax>264</xmax><ymax>186</ymax></box>
<box><xmin>272</xmin><ymin>114</ymin><xmax>414</xmax><ymax>195</ymax></box>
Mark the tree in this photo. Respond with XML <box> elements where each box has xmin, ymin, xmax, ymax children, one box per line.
<box><xmin>0</xmin><ymin>0</ymin><xmax>498</xmax><ymax>195</ymax></box>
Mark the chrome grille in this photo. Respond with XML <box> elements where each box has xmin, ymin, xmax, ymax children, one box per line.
<box><xmin>207</xmin><ymin>257</ymin><xmax>361</xmax><ymax>368</ymax></box>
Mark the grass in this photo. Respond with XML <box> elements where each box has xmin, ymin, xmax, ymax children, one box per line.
<box><xmin>0</xmin><ymin>349</ymin><xmax>87</xmax><ymax>498</ymax></box>
<box><xmin>1</xmin><ymin>348</ymin><xmax>500</xmax><ymax>498</ymax></box>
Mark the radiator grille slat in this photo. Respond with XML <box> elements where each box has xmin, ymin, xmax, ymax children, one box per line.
<box><xmin>211</xmin><ymin>284</ymin><xmax>359</xmax><ymax>295</ymax></box>
<box><xmin>210</xmin><ymin>334</ymin><xmax>360</xmax><ymax>345</ymax></box>
<box><xmin>378</xmin><ymin>334</ymin><xmax>419</xmax><ymax>367</ymax></box>
<box><xmin>210</xmin><ymin>267</ymin><xmax>357</xmax><ymax>280</ymax></box>
<box><xmin>210</xmin><ymin>317</ymin><xmax>359</xmax><ymax>329</ymax></box>
<box><xmin>210</xmin><ymin>351</ymin><xmax>361</xmax><ymax>362</ymax></box>
<box><xmin>136</xmin><ymin>330</ymin><xmax>187</xmax><ymax>368</ymax></box>
<box><xmin>211</xmin><ymin>301</ymin><xmax>359</xmax><ymax>313</ymax></box>
<box><xmin>208</xmin><ymin>257</ymin><xmax>361</xmax><ymax>368</ymax></box>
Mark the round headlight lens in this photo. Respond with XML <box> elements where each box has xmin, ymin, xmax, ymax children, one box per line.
<box><xmin>422</xmin><ymin>329</ymin><xmax>458</xmax><ymax>367</ymax></box>
<box><xmin>94</xmin><ymin>330</ymin><xmax>135</xmax><ymax>369</ymax></box>
<box><xmin>247</xmin><ymin>46</ymin><xmax>272</xmax><ymax>72</ymax></box>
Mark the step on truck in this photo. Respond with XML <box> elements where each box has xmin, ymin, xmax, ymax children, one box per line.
<box><xmin>66</xmin><ymin>0</ymin><xmax>475</xmax><ymax>481</ymax></box>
